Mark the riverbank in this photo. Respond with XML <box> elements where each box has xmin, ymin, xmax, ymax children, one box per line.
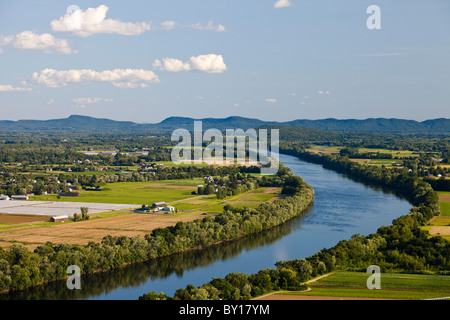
<box><xmin>0</xmin><ymin>170</ymin><xmax>314</xmax><ymax>295</ymax></box>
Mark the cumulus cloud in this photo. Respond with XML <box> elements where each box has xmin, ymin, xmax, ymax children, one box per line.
<box><xmin>51</xmin><ymin>5</ymin><xmax>151</xmax><ymax>37</ymax></box>
<box><xmin>154</xmin><ymin>54</ymin><xmax>227</xmax><ymax>74</ymax></box>
<box><xmin>160</xmin><ymin>21</ymin><xmax>177</xmax><ymax>31</ymax></box>
<box><xmin>72</xmin><ymin>97</ymin><xmax>114</xmax><ymax>104</ymax></box>
<box><xmin>0</xmin><ymin>31</ymin><xmax>75</xmax><ymax>54</ymax></box>
<box><xmin>159</xmin><ymin>20</ymin><xmax>225</xmax><ymax>32</ymax></box>
<box><xmin>265</xmin><ymin>98</ymin><xmax>277</xmax><ymax>103</ymax></box>
<box><xmin>0</xmin><ymin>84</ymin><xmax>32</xmax><ymax>92</ymax></box>
<box><xmin>32</xmin><ymin>68</ymin><xmax>160</xmax><ymax>88</ymax></box>
<box><xmin>154</xmin><ymin>58</ymin><xmax>191</xmax><ymax>72</ymax></box>
<box><xmin>189</xmin><ymin>21</ymin><xmax>226</xmax><ymax>32</ymax></box>
<box><xmin>72</xmin><ymin>97</ymin><xmax>114</xmax><ymax>108</ymax></box>
<box><xmin>274</xmin><ymin>0</ymin><xmax>293</xmax><ymax>8</ymax></box>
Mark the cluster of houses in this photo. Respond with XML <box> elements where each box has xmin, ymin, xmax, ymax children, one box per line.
<box><xmin>136</xmin><ymin>201</ymin><xmax>176</xmax><ymax>213</ymax></box>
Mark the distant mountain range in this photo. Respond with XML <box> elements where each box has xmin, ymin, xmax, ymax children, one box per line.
<box><xmin>0</xmin><ymin>115</ymin><xmax>448</xmax><ymax>134</ymax></box>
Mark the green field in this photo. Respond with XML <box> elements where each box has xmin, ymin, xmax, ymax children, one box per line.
<box><xmin>308</xmin><ymin>145</ymin><xmax>419</xmax><ymax>158</ymax></box>
<box><xmin>30</xmin><ymin>179</ymin><xmax>204</xmax><ymax>205</ymax></box>
<box><xmin>168</xmin><ymin>187</ymin><xmax>282</xmax><ymax>214</ymax></box>
<box><xmin>279</xmin><ymin>272</ymin><xmax>450</xmax><ymax>300</ymax></box>
<box><xmin>441</xmin><ymin>202</ymin><xmax>450</xmax><ymax>217</ymax></box>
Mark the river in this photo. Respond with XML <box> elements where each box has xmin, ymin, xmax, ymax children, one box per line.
<box><xmin>1</xmin><ymin>153</ymin><xmax>412</xmax><ymax>300</ymax></box>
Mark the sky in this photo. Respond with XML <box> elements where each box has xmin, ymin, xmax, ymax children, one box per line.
<box><xmin>0</xmin><ymin>0</ymin><xmax>449</xmax><ymax>123</ymax></box>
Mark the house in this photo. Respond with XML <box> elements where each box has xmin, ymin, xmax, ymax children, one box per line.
<box><xmin>51</xmin><ymin>216</ymin><xmax>70</xmax><ymax>223</ymax></box>
<box><xmin>0</xmin><ymin>194</ymin><xmax>10</xmax><ymax>201</ymax></box>
<box><xmin>152</xmin><ymin>202</ymin><xmax>166</xmax><ymax>208</ymax></box>
<box><xmin>11</xmin><ymin>195</ymin><xmax>29</xmax><ymax>200</ymax></box>
<box><xmin>161</xmin><ymin>206</ymin><xmax>175</xmax><ymax>212</ymax></box>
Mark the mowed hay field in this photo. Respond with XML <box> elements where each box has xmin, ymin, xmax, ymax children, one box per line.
<box><xmin>0</xmin><ymin>212</ymin><xmax>211</xmax><ymax>251</ymax></box>
<box><xmin>257</xmin><ymin>272</ymin><xmax>450</xmax><ymax>300</ymax></box>
<box><xmin>30</xmin><ymin>179</ymin><xmax>203</xmax><ymax>205</ymax></box>
<box><xmin>0</xmin><ymin>180</ymin><xmax>283</xmax><ymax>250</ymax></box>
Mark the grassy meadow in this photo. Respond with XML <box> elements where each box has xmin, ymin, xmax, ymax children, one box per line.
<box><xmin>276</xmin><ymin>272</ymin><xmax>450</xmax><ymax>300</ymax></box>
<box><xmin>30</xmin><ymin>179</ymin><xmax>204</xmax><ymax>205</ymax></box>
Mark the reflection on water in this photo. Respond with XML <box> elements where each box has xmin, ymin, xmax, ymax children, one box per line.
<box><xmin>0</xmin><ymin>206</ymin><xmax>312</xmax><ymax>300</ymax></box>
<box><xmin>0</xmin><ymin>153</ymin><xmax>412</xmax><ymax>300</ymax></box>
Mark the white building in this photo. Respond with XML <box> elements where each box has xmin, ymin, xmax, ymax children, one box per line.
<box><xmin>0</xmin><ymin>194</ymin><xmax>10</xmax><ymax>201</ymax></box>
<box><xmin>161</xmin><ymin>206</ymin><xmax>175</xmax><ymax>212</ymax></box>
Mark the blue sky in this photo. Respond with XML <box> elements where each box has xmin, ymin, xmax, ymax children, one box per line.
<box><xmin>0</xmin><ymin>0</ymin><xmax>449</xmax><ymax>123</ymax></box>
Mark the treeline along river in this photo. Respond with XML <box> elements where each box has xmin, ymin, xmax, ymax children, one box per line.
<box><xmin>1</xmin><ymin>153</ymin><xmax>412</xmax><ymax>300</ymax></box>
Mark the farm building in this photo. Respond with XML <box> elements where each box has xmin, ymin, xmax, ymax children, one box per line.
<box><xmin>152</xmin><ymin>202</ymin><xmax>166</xmax><ymax>208</ymax></box>
<box><xmin>50</xmin><ymin>216</ymin><xmax>70</xmax><ymax>223</ymax></box>
<box><xmin>0</xmin><ymin>194</ymin><xmax>10</xmax><ymax>200</ymax></box>
<box><xmin>161</xmin><ymin>206</ymin><xmax>175</xmax><ymax>212</ymax></box>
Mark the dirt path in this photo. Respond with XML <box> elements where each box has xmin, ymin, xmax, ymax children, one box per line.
<box><xmin>253</xmin><ymin>273</ymin><xmax>334</xmax><ymax>300</ymax></box>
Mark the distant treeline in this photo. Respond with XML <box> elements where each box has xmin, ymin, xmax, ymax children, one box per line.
<box><xmin>0</xmin><ymin>166</ymin><xmax>314</xmax><ymax>293</ymax></box>
<box><xmin>139</xmin><ymin>146</ymin><xmax>449</xmax><ymax>301</ymax></box>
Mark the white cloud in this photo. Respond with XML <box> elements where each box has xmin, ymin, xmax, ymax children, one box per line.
<box><xmin>154</xmin><ymin>54</ymin><xmax>227</xmax><ymax>74</ymax></box>
<box><xmin>0</xmin><ymin>31</ymin><xmax>75</xmax><ymax>54</ymax></box>
<box><xmin>189</xmin><ymin>54</ymin><xmax>227</xmax><ymax>73</ymax></box>
<box><xmin>157</xmin><ymin>58</ymin><xmax>191</xmax><ymax>72</ymax></box>
<box><xmin>48</xmin><ymin>98</ymin><xmax>55</xmax><ymax>105</ymax></box>
<box><xmin>72</xmin><ymin>97</ymin><xmax>114</xmax><ymax>104</ymax></box>
<box><xmin>317</xmin><ymin>91</ymin><xmax>324</xmax><ymax>94</ymax></box>
<box><xmin>265</xmin><ymin>98</ymin><xmax>277</xmax><ymax>103</ymax></box>
<box><xmin>32</xmin><ymin>68</ymin><xmax>160</xmax><ymax>88</ymax></box>
<box><xmin>0</xmin><ymin>84</ymin><xmax>32</xmax><ymax>92</ymax></box>
<box><xmin>51</xmin><ymin>5</ymin><xmax>151</xmax><ymax>37</ymax></box>
<box><xmin>159</xmin><ymin>20</ymin><xmax>225</xmax><ymax>32</ymax></box>
<box><xmin>274</xmin><ymin>0</ymin><xmax>293</xmax><ymax>8</ymax></box>
<box><xmin>160</xmin><ymin>21</ymin><xmax>177</xmax><ymax>31</ymax></box>
<box><xmin>72</xmin><ymin>97</ymin><xmax>114</xmax><ymax>108</ymax></box>
<box><xmin>189</xmin><ymin>21</ymin><xmax>226</xmax><ymax>32</ymax></box>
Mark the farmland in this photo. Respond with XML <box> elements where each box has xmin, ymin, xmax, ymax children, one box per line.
<box><xmin>258</xmin><ymin>272</ymin><xmax>450</xmax><ymax>300</ymax></box>
<box><xmin>0</xmin><ymin>211</ymin><xmax>211</xmax><ymax>250</ymax></box>
<box><xmin>0</xmin><ymin>183</ymin><xmax>283</xmax><ymax>250</ymax></box>
<box><xmin>29</xmin><ymin>179</ymin><xmax>203</xmax><ymax>205</ymax></box>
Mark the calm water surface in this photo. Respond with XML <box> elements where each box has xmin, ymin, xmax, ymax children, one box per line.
<box><xmin>1</xmin><ymin>153</ymin><xmax>412</xmax><ymax>300</ymax></box>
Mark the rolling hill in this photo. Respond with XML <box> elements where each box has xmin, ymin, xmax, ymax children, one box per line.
<box><xmin>0</xmin><ymin>115</ymin><xmax>448</xmax><ymax>134</ymax></box>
